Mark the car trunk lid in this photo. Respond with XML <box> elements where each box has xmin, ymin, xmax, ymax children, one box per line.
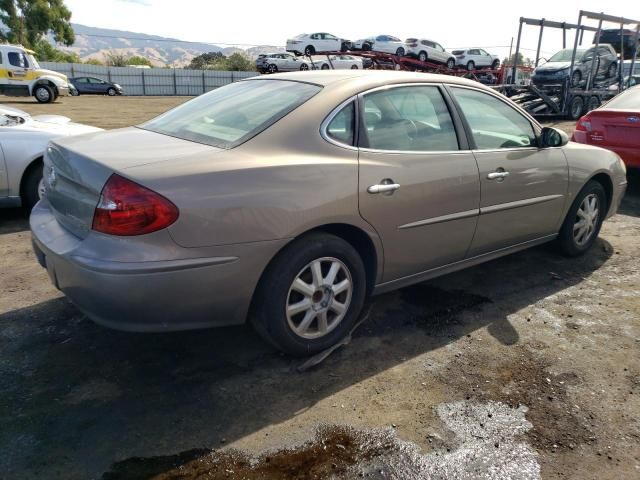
<box><xmin>588</xmin><ymin>110</ymin><xmax>640</xmax><ymax>147</ymax></box>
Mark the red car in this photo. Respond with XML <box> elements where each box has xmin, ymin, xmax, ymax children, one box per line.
<box><xmin>573</xmin><ymin>85</ymin><xmax>640</xmax><ymax>168</ymax></box>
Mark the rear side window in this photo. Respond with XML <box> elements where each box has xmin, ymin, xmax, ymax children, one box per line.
<box><xmin>326</xmin><ymin>102</ymin><xmax>355</xmax><ymax>146</ymax></box>
<box><xmin>360</xmin><ymin>86</ymin><xmax>459</xmax><ymax>152</ymax></box>
<box><xmin>452</xmin><ymin>87</ymin><xmax>537</xmax><ymax>149</ymax></box>
<box><xmin>142</xmin><ymin>80</ymin><xmax>321</xmax><ymax>148</ymax></box>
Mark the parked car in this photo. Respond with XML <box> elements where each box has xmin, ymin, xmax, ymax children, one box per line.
<box><xmin>573</xmin><ymin>85</ymin><xmax>640</xmax><ymax>168</ymax></box>
<box><xmin>69</xmin><ymin>77</ymin><xmax>123</xmax><ymax>96</ymax></box>
<box><xmin>326</xmin><ymin>55</ymin><xmax>363</xmax><ymax>69</ymax></box>
<box><xmin>404</xmin><ymin>38</ymin><xmax>456</xmax><ymax>68</ymax></box>
<box><xmin>286</xmin><ymin>33</ymin><xmax>349</xmax><ymax>56</ymax></box>
<box><xmin>451</xmin><ymin>48</ymin><xmax>500</xmax><ymax>70</ymax></box>
<box><xmin>31</xmin><ymin>71</ymin><xmax>626</xmax><ymax>356</ymax></box>
<box><xmin>594</xmin><ymin>29</ymin><xmax>640</xmax><ymax>59</ymax></box>
<box><xmin>0</xmin><ymin>105</ymin><xmax>101</xmax><ymax>209</ymax></box>
<box><xmin>0</xmin><ymin>44</ymin><xmax>74</xmax><ymax>103</ymax></box>
<box><xmin>256</xmin><ymin>53</ymin><xmax>320</xmax><ymax>73</ymax></box>
<box><xmin>532</xmin><ymin>44</ymin><xmax>618</xmax><ymax>87</ymax></box>
<box><xmin>353</xmin><ymin>35</ymin><xmax>406</xmax><ymax>56</ymax></box>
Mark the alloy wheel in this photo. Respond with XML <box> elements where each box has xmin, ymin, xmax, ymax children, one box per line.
<box><xmin>573</xmin><ymin>194</ymin><xmax>599</xmax><ymax>246</ymax></box>
<box><xmin>35</xmin><ymin>87</ymin><xmax>51</xmax><ymax>102</ymax></box>
<box><xmin>285</xmin><ymin>257</ymin><xmax>353</xmax><ymax>340</ymax></box>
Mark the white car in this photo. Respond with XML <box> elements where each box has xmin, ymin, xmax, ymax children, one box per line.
<box><xmin>286</xmin><ymin>33</ymin><xmax>347</xmax><ymax>56</ymax></box>
<box><xmin>451</xmin><ymin>48</ymin><xmax>501</xmax><ymax>70</ymax></box>
<box><xmin>354</xmin><ymin>35</ymin><xmax>406</xmax><ymax>56</ymax></box>
<box><xmin>405</xmin><ymin>38</ymin><xmax>456</xmax><ymax>68</ymax></box>
<box><xmin>0</xmin><ymin>106</ymin><xmax>101</xmax><ymax>209</ymax></box>
<box><xmin>257</xmin><ymin>53</ymin><xmax>319</xmax><ymax>73</ymax></box>
<box><xmin>326</xmin><ymin>55</ymin><xmax>363</xmax><ymax>69</ymax></box>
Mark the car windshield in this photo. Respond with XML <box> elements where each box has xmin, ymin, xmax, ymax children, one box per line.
<box><xmin>27</xmin><ymin>54</ymin><xmax>40</xmax><ymax>69</ymax></box>
<box><xmin>604</xmin><ymin>87</ymin><xmax>640</xmax><ymax>109</ymax></box>
<box><xmin>141</xmin><ymin>79</ymin><xmax>321</xmax><ymax>148</ymax></box>
<box><xmin>452</xmin><ymin>50</ymin><xmax>465</xmax><ymax>55</ymax></box>
<box><xmin>548</xmin><ymin>49</ymin><xmax>586</xmax><ymax>62</ymax></box>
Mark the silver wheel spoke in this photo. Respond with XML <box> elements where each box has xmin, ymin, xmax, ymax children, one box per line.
<box><xmin>317</xmin><ymin>311</ymin><xmax>328</xmax><ymax>333</ymax></box>
<box><xmin>577</xmin><ymin>208</ymin><xmax>587</xmax><ymax>220</ymax></box>
<box><xmin>310</xmin><ymin>260</ymin><xmax>323</xmax><ymax>288</ymax></box>
<box><xmin>287</xmin><ymin>298</ymin><xmax>311</xmax><ymax>316</ymax></box>
<box><xmin>324</xmin><ymin>261</ymin><xmax>341</xmax><ymax>285</ymax></box>
<box><xmin>332</xmin><ymin>279</ymin><xmax>351</xmax><ymax>295</ymax></box>
<box><xmin>330</xmin><ymin>300</ymin><xmax>347</xmax><ymax>315</ymax></box>
<box><xmin>292</xmin><ymin>278</ymin><xmax>315</xmax><ymax>297</ymax></box>
<box><xmin>296</xmin><ymin>310</ymin><xmax>317</xmax><ymax>335</ymax></box>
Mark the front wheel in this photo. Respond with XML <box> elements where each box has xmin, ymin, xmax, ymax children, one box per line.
<box><xmin>267</xmin><ymin>63</ymin><xmax>277</xmax><ymax>74</ymax></box>
<box><xmin>568</xmin><ymin>96</ymin><xmax>584</xmax><ymax>120</ymax></box>
<box><xmin>350</xmin><ymin>64</ymin><xmax>359</xmax><ymax>69</ymax></box>
<box><xmin>300</xmin><ymin>63</ymin><xmax>309</xmax><ymax>71</ymax></box>
<box><xmin>491</xmin><ymin>59</ymin><xmax>500</xmax><ymax>70</ymax></box>
<box><xmin>251</xmin><ymin>233</ymin><xmax>367</xmax><ymax>356</ymax></box>
<box><xmin>556</xmin><ymin>181</ymin><xmax>606</xmax><ymax>257</ymax></box>
<box><xmin>395</xmin><ymin>47</ymin><xmax>405</xmax><ymax>57</ymax></box>
<box><xmin>34</xmin><ymin>85</ymin><xmax>54</xmax><ymax>104</ymax></box>
<box><xmin>466</xmin><ymin>60</ymin><xmax>475</xmax><ymax>71</ymax></box>
<box><xmin>321</xmin><ymin>63</ymin><xmax>330</xmax><ymax>70</ymax></box>
<box><xmin>418</xmin><ymin>51</ymin><xmax>428</xmax><ymax>62</ymax></box>
<box><xmin>22</xmin><ymin>163</ymin><xmax>44</xmax><ymax>209</ymax></box>
<box><xmin>446</xmin><ymin>58</ymin><xmax>455</xmax><ymax>69</ymax></box>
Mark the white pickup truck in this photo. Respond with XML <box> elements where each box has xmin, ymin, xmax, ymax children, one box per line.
<box><xmin>0</xmin><ymin>44</ymin><xmax>74</xmax><ymax>103</ymax></box>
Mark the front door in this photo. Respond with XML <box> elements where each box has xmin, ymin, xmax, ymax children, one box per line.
<box><xmin>357</xmin><ymin>84</ymin><xmax>480</xmax><ymax>282</ymax></box>
<box><xmin>6</xmin><ymin>50</ymin><xmax>31</xmax><ymax>95</ymax></box>
<box><xmin>448</xmin><ymin>86</ymin><xmax>568</xmax><ymax>257</ymax></box>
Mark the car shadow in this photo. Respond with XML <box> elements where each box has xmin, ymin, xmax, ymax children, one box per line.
<box><xmin>0</xmin><ymin>208</ymin><xmax>30</xmax><ymax>234</ymax></box>
<box><xmin>0</xmin><ymin>234</ymin><xmax>615</xmax><ymax>479</ymax></box>
<box><xmin>619</xmin><ymin>169</ymin><xmax>640</xmax><ymax>217</ymax></box>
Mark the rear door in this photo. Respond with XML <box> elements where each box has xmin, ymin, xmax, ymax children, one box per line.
<box><xmin>74</xmin><ymin>77</ymin><xmax>89</xmax><ymax>93</ymax></box>
<box><xmin>357</xmin><ymin>84</ymin><xmax>480</xmax><ymax>282</ymax></box>
<box><xmin>448</xmin><ymin>85</ymin><xmax>568</xmax><ymax>256</ymax></box>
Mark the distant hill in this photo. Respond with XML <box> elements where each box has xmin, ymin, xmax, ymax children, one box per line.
<box><xmin>55</xmin><ymin>23</ymin><xmax>283</xmax><ymax>67</ymax></box>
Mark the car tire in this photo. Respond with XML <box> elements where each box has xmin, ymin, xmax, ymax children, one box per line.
<box><xmin>350</xmin><ymin>64</ymin><xmax>359</xmax><ymax>69</ymax></box>
<box><xmin>267</xmin><ymin>64</ymin><xmax>278</xmax><ymax>74</ymax></box>
<box><xmin>556</xmin><ymin>180</ymin><xmax>606</xmax><ymax>257</ymax></box>
<box><xmin>34</xmin><ymin>84</ymin><xmax>54</xmax><ymax>104</ymax></box>
<box><xmin>418</xmin><ymin>51</ymin><xmax>428</xmax><ymax>62</ymax></box>
<box><xmin>607</xmin><ymin>62</ymin><xmax>617</xmax><ymax>78</ymax></box>
<box><xmin>466</xmin><ymin>60</ymin><xmax>475</xmax><ymax>71</ymax></box>
<box><xmin>571</xmin><ymin>69</ymin><xmax>582</xmax><ymax>87</ymax></box>
<box><xmin>447</xmin><ymin>58</ymin><xmax>455</xmax><ymax>69</ymax></box>
<box><xmin>22</xmin><ymin>162</ymin><xmax>44</xmax><ymax>210</ymax></box>
<box><xmin>300</xmin><ymin>63</ymin><xmax>309</xmax><ymax>71</ymax></box>
<box><xmin>71</xmin><ymin>89</ymin><xmax>80</xmax><ymax>96</ymax></box>
<box><xmin>587</xmin><ymin>96</ymin><xmax>601</xmax><ymax>112</ymax></box>
<box><xmin>568</xmin><ymin>95</ymin><xmax>584</xmax><ymax>120</ymax></box>
<box><xmin>395</xmin><ymin>47</ymin><xmax>405</xmax><ymax>57</ymax></box>
<box><xmin>107</xmin><ymin>87</ymin><xmax>117</xmax><ymax>96</ymax></box>
<box><xmin>321</xmin><ymin>63</ymin><xmax>330</xmax><ymax>70</ymax></box>
<box><xmin>362</xmin><ymin>43</ymin><xmax>372</xmax><ymax>51</ymax></box>
<box><xmin>491</xmin><ymin>59</ymin><xmax>500</xmax><ymax>70</ymax></box>
<box><xmin>304</xmin><ymin>45</ymin><xmax>315</xmax><ymax>56</ymax></box>
<box><xmin>251</xmin><ymin>233</ymin><xmax>367</xmax><ymax>356</ymax></box>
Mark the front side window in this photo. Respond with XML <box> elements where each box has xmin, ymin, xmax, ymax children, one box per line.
<box><xmin>451</xmin><ymin>87</ymin><xmax>537</xmax><ymax>149</ymax></box>
<box><xmin>360</xmin><ymin>86</ymin><xmax>459</xmax><ymax>152</ymax></box>
<box><xmin>326</xmin><ymin>102</ymin><xmax>355</xmax><ymax>145</ymax></box>
<box><xmin>8</xmin><ymin>52</ymin><xmax>28</xmax><ymax>68</ymax></box>
<box><xmin>142</xmin><ymin>79</ymin><xmax>321</xmax><ymax>148</ymax></box>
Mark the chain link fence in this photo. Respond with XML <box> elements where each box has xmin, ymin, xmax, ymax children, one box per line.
<box><xmin>40</xmin><ymin>62</ymin><xmax>258</xmax><ymax>96</ymax></box>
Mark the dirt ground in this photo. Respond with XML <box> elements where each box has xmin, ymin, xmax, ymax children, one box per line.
<box><xmin>0</xmin><ymin>96</ymin><xmax>639</xmax><ymax>480</ymax></box>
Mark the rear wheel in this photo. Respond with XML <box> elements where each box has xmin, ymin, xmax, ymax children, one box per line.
<box><xmin>304</xmin><ymin>45</ymin><xmax>315</xmax><ymax>56</ymax></box>
<box><xmin>251</xmin><ymin>233</ymin><xmax>367</xmax><ymax>356</ymax></box>
<box><xmin>34</xmin><ymin>84</ymin><xmax>54</xmax><ymax>104</ymax></box>
<box><xmin>267</xmin><ymin>63</ymin><xmax>278</xmax><ymax>74</ymax></box>
<box><xmin>300</xmin><ymin>63</ymin><xmax>309</xmax><ymax>71</ymax></box>
<box><xmin>321</xmin><ymin>63</ymin><xmax>330</xmax><ymax>70</ymax></box>
<box><xmin>587</xmin><ymin>96</ymin><xmax>601</xmax><ymax>112</ymax></box>
<box><xmin>466</xmin><ymin>60</ymin><xmax>475</xmax><ymax>71</ymax></box>
<box><xmin>350</xmin><ymin>64</ymin><xmax>359</xmax><ymax>69</ymax></box>
<box><xmin>362</xmin><ymin>43</ymin><xmax>372</xmax><ymax>51</ymax></box>
<box><xmin>22</xmin><ymin>162</ymin><xmax>44</xmax><ymax>209</ymax></box>
<box><xmin>556</xmin><ymin>181</ymin><xmax>606</xmax><ymax>256</ymax></box>
<box><xmin>491</xmin><ymin>59</ymin><xmax>500</xmax><ymax>69</ymax></box>
<box><xmin>568</xmin><ymin>96</ymin><xmax>584</xmax><ymax>120</ymax></box>
<box><xmin>107</xmin><ymin>87</ymin><xmax>117</xmax><ymax>96</ymax></box>
<box><xmin>71</xmin><ymin>89</ymin><xmax>80</xmax><ymax>96</ymax></box>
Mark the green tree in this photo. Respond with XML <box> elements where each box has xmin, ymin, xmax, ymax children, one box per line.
<box><xmin>502</xmin><ymin>52</ymin><xmax>532</xmax><ymax>67</ymax></box>
<box><xmin>0</xmin><ymin>0</ymin><xmax>74</xmax><ymax>48</ymax></box>
<box><xmin>32</xmin><ymin>38</ymin><xmax>79</xmax><ymax>63</ymax></box>
<box><xmin>105</xmin><ymin>51</ymin><xmax>128</xmax><ymax>67</ymax></box>
<box><xmin>84</xmin><ymin>58</ymin><xmax>103</xmax><ymax>66</ymax></box>
<box><xmin>222</xmin><ymin>52</ymin><xmax>254</xmax><ymax>71</ymax></box>
<box><xmin>187</xmin><ymin>51</ymin><xmax>226</xmax><ymax>70</ymax></box>
<box><xmin>126</xmin><ymin>55</ymin><xmax>153</xmax><ymax>67</ymax></box>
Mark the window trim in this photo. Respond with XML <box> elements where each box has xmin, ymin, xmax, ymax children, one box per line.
<box><xmin>444</xmin><ymin>84</ymin><xmax>543</xmax><ymax>152</ymax></box>
<box><xmin>320</xmin><ymin>95</ymin><xmax>359</xmax><ymax>149</ymax></box>
<box><xmin>356</xmin><ymin>83</ymin><xmax>469</xmax><ymax>154</ymax></box>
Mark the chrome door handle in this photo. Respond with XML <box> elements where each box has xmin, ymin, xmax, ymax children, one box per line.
<box><xmin>487</xmin><ymin>171</ymin><xmax>510</xmax><ymax>180</ymax></box>
<box><xmin>367</xmin><ymin>183</ymin><xmax>401</xmax><ymax>194</ymax></box>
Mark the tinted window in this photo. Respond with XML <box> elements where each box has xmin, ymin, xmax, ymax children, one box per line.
<box><xmin>89</xmin><ymin>78</ymin><xmax>105</xmax><ymax>84</ymax></box>
<box><xmin>452</xmin><ymin>87</ymin><xmax>537</xmax><ymax>149</ymax></box>
<box><xmin>326</xmin><ymin>102</ymin><xmax>355</xmax><ymax>145</ymax></box>
<box><xmin>142</xmin><ymin>80</ymin><xmax>321</xmax><ymax>148</ymax></box>
<box><xmin>8</xmin><ymin>52</ymin><xmax>28</xmax><ymax>68</ymax></box>
<box><xmin>360</xmin><ymin>86</ymin><xmax>459</xmax><ymax>151</ymax></box>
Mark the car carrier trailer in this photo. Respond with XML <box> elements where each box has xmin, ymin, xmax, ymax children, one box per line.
<box><xmin>500</xmin><ymin>11</ymin><xmax>639</xmax><ymax>119</ymax></box>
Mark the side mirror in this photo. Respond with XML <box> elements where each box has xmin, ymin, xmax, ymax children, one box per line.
<box><xmin>540</xmin><ymin>127</ymin><xmax>569</xmax><ymax>148</ymax></box>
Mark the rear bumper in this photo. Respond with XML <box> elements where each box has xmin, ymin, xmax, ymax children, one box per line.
<box><xmin>30</xmin><ymin>199</ymin><xmax>286</xmax><ymax>332</ymax></box>
<box><xmin>572</xmin><ymin>134</ymin><xmax>640</xmax><ymax>169</ymax></box>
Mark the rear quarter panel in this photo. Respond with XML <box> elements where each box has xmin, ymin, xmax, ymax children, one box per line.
<box><xmin>1</xmin><ymin>131</ymin><xmax>51</xmax><ymax>197</ymax></box>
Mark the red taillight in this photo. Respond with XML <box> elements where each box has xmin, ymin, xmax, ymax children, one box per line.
<box><xmin>575</xmin><ymin>114</ymin><xmax>592</xmax><ymax>132</ymax></box>
<box><xmin>92</xmin><ymin>174</ymin><xmax>179</xmax><ymax>236</ymax></box>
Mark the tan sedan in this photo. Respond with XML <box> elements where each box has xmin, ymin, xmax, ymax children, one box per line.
<box><xmin>31</xmin><ymin>71</ymin><xmax>627</xmax><ymax>355</ymax></box>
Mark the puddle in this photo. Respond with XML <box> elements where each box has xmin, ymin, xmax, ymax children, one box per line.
<box><xmin>102</xmin><ymin>400</ymin><xmax>539</xmax><ymax>479</ymax></box>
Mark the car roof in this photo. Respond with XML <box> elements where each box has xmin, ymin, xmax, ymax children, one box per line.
<box><xmin>247</xmin><ymin>70</ymin><xmax>486</xmax><ymax>89</ymax></box>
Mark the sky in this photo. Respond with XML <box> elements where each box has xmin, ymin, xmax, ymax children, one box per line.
<box><xmin>65</xmin><ymin>0</ymin><xmax>639</xmax><ymax>60</ymax></box>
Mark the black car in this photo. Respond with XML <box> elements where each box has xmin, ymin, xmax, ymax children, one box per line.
<box><xmin>69</xmin><ymin>77</ymin><xmax>123</xmax><ymax>96</ymax></box>
<box><xmin>595</xmin><ymin>29</ymin><xmax>639</xmax><ymax>59</ymax></box>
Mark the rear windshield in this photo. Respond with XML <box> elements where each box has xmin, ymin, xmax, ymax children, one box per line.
<box><xmin>405</xmin><ymin>38</ymin><xmax>417</xmax><ymax>43</ymax></box>
<box><xmin>141</xmin><ymin>80</ymin><xmax>321</xmax><ymax>148</ymax></box>
<box><xmin>604</xmin><ymin>87</ymin><xmax>640</xmax><ymax>110</ymax></box>
<box><xmin>452</xmin><ymin>50</ymin><xmax>465</xmax><ymax>55</ymax></box>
